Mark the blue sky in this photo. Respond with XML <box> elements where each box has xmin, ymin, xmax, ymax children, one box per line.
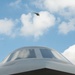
<box><xmin>0</xmin><ymin>0</ymin><xmax>75</xmax><ymax>64</ymax></box>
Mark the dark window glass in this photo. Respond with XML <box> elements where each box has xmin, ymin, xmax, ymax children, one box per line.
<box><xmin>40</xmin><ymin>49</ymin><xmax>56</xmax><ymax>58</ymax></box>
<box><xmin>27</xmin><ymin>49</ymin><xmax>36</xmax><ymax>58</ymax></box>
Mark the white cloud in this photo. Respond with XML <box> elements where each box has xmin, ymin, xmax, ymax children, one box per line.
<box><xmin>20</xmin><ymin>11</ymin><xmax>55</xmax><ymax>38</ymax></box>
<box><xmin>59</xmin><ymin>8</ymin><xmax>75</xmax><ymax>20</ymax></box>
<box><xmin>0</xmin><ymin>18</ymin><xmax>15</xmax><ymax>36</ymax></box>
<box><xmin>8</xmin><ymin>0</ymin><xmax>75</xmax><ymax>37</ymax></box>
<box><xmin>33</xmin><ymin>0</ymin><xmax>75</xmax><ymax>34</ymax></box>
<box><xmin>62</xmin><ymin>45</ymin><xmax>75</xmax><ymax>65</ymax></box>
<box><xmin>34</xmin><ymin>0</ymin><xmax>75</xmax><ymax>12</ymax></box>
<box><xmin>58</xmin><ymin>19</ymin><xmax>75</xmax><ymax>34</ymax></box>
<box><xmin>9</xmin><ymin>0</ymin><xmax>21</xmax><ymax>8</ymax></box>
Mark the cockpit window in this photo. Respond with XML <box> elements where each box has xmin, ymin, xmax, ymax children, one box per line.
<box><xmin>3</xmin><ymin>49</ymin><xmax>36</xmax><ymax>63</ymax></box>
<box><xmin>40</xmin><ymin>48</ymin><xmax>70</xmax><ymax>63</ymax></box>
<box><xmin>2</xmin><ymin>47</ymin><xmax>71</xmax><ymax>64</ymax></box>
<box><xmin>40</xmin><ymin>49</ymin><xmax>56</xmax><ymax>58</ymax></box>
<box><xmin>15</xmin><ymin>49</ymin><xmax>36</xmax><ymax>59</ymax></box>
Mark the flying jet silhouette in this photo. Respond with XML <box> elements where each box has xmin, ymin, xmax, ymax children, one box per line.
<box><xmin>34</xmin><ymin>13</ymin><xmax>40</xmax><ymax>16</ymax></box>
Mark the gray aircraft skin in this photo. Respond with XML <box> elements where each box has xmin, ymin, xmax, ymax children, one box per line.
<box><xmin>0</xmin><ymin>46</ymin><xmax>75</xmax><ymax>75</ymax></box>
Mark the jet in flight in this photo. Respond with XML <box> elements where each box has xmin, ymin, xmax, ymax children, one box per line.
<box><xmin>34</xmin><ymin>12</ymin><xmax>40</xmax><ymax>16</ymax></box>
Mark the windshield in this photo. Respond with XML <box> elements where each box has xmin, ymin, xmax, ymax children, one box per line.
<box><xmin>2</xmin><ymin>48</ymin><xmax>36</xmax><ymax>63</ymax></box>
<box><xmin>40</xmin><ymin>48</ymin><xmax>70</xmax><ymax>63</ymax></box>
<box><xmin>2</xmin><ymin>47</ymin><xmax>71</xmax><ymax>64</ymax></box>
